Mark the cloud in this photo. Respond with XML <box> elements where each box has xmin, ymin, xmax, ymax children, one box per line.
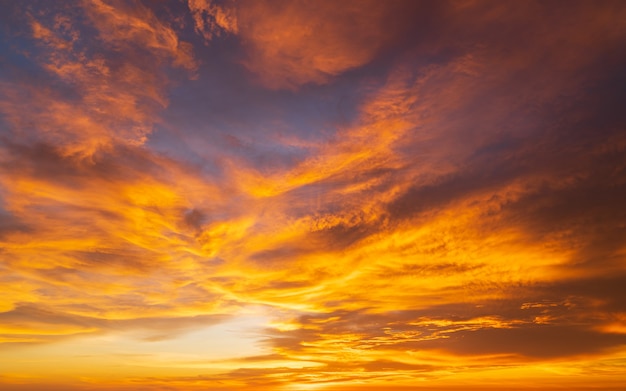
<box><xmin>189</xmin><ymin>0</ymin><xmax>432</xmax><ymax>89</ymax></box>
<box><xmin>0</xmin><ymin>0</ymin><xmax>196</xmax><ymax>157</ymax></box>
<box><xmin>0</xmin><ymin>302</ymin><xmax>229</xmax><ymax>345</ymax></box>
<box><xmin>188</xmin><ymin>0</ymin><xmax>238</xmax><ymax>42</ymax></box>
<box><xmin>0</xmin><ymin>141</ymin><xmax>233</xmax><ymax>325</ymax></box>
<box><xmin>85</xmin><ymin>0</ymin><xmax>197</xmax><ymax>72</ymax></box>
<box><xmin>1</xmin><ymin>0</ymin><xmax>626</xmax><ymax>390</ymax></box>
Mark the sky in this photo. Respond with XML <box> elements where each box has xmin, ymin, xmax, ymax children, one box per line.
<box><xmin>0</xmin><ymin>0</ymin><xmax>625</xmax><ymax>390</ymax></box>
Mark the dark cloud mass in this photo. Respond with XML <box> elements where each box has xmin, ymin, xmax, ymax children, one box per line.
<box><xmin>0</xmin><ymin>0</ymin><xmax>625</xmax><ymax>390</ymax></box>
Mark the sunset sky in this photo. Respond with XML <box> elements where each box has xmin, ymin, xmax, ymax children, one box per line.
<box><xmin>1</xmin><ymin>1</ymin><xmax>626</xmax><ymax>390</ymax></box>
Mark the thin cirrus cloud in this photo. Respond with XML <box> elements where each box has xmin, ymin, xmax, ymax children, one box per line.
<box><xmin>0</xmin><ymin>0</ymin><xmax>625</xmax><ymax>390</ymax></box>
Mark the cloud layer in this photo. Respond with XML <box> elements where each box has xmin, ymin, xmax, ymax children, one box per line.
<box><xmin>1</xmin><ymin>0</ymin><xmax>625</xmax><ymax>390</ymax></box>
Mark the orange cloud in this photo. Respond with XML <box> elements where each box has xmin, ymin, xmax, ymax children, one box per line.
<box><xmin>85</xmin><ymin>0</ymin><xmax>197</xmax><ymax>72</ymax></box>
<box><xmin>189</xmin><ymin>0</ymin><xmax>415</xmax><ymax>89</ymax></box>
<box><xmin>188</xmin><ymin>0</ymin><xmax>238</xmax><ymax>42</ymax></box>
<box><xmin>0</xmin><ymin>0</ymin><xmax>196</xmax><ymax>157</ymax></box>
